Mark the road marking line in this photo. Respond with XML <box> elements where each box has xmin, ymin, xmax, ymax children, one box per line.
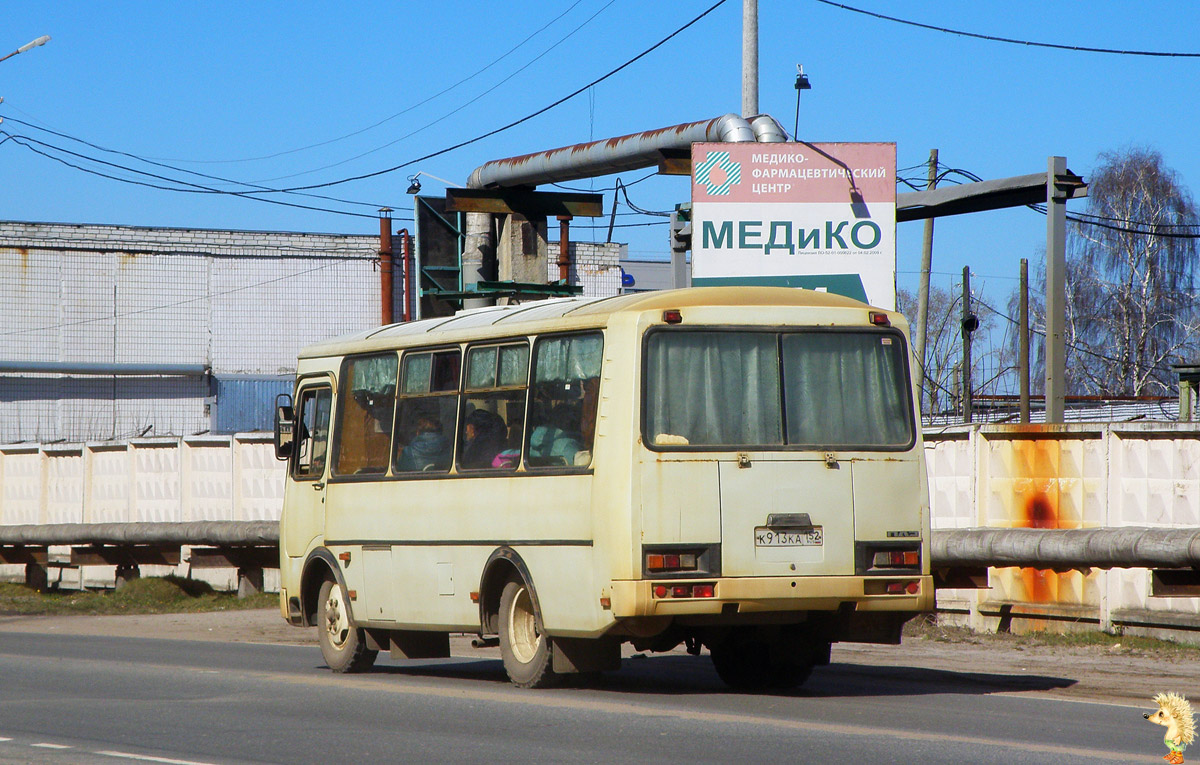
<box><xmin>0</xmin><ymin>737</ymin><xmax>11</xmax><ymax>742</ymax></box>
<box><xmin>95</xmin><ymin>750</ymin><xmax>220</xmax><ymax>765</ymax></box>
<box><xmin>32</xmin><ymin>742</ymin><xmax>72</xmax><ymax>749</ymax></box>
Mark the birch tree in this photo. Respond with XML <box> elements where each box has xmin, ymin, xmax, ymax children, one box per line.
<box><xmin>1056</xmin><ymin>148</ymin><xmax>1200</xmax><ymax>395</ymax></box>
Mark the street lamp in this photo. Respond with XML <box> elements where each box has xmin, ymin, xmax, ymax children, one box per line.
<box><xmin>0</xmin><ymin>35</ymin><xmax>51</xmax><ymax>65</ymax></box>
<box><xmin>405</xmin><ymin>171</ymin><xmax>458</xmax><ymax>195</ymax></box>
<box><xmin>793</xmin><ymin>64</ymin><xmax>811</xmax><ymax>140</ymax></box>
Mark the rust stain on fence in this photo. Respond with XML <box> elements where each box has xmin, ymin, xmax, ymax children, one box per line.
<box><xmin>1012</xmin><ymin>439</ymin><xmax>1062</xmax><ymax>604</ymax></box>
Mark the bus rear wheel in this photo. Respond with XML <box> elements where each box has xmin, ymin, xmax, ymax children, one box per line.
<box><xmin>317</xmin><ymin>577</ymin><xmax>377</xmax><ymax>673</ymax></box>
<box><xmin>498</xmin><ymin>577</ymin><xmax>558</xmax><ymax>688</ymax></box>
<box><xmin>710</xmin><ymin>628</ymin><xmax>815</xmax><ymax>691</ymax></box>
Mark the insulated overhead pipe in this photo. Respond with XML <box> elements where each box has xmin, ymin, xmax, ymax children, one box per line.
<box><xmin>0</xmin><ymin>521</ymin><xmax>279</xmax><ymax>547</ymax></box>
<box><xmin>749</xmin><ymin>114</ymin><xmax>788</xmax><ymax>143</ymax></box>
<box><xmin>931</xmin><ymin>527</ymin><xmax>1200</xmax><ymax>570</ymax></box>
<box><xmin>466</xmin><ymin>113</ymin><xmax>758</xmax><ymax>190</ymax></box>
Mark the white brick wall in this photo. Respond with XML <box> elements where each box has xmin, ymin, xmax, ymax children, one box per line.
<box><xmin>547</xmin><ymin>241</ymin><xmax>623</xmax><ymax>298</ymax></box>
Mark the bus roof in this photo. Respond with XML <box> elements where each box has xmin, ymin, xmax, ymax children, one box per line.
<box><xmin>298</xmin><ymin>286</ymin><xmax>879</xmax><ymax>359</ymax></box>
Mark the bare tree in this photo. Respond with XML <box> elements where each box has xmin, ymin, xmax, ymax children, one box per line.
<box><xmin>1024</xmin><ymin>148</ymin><xmax>1200</xmax><ymax>396</ymax></box>
<box><xmin>900</xmin><ymin>286</ymin><xmax>1006</xmax><ymax>416</ymax></box>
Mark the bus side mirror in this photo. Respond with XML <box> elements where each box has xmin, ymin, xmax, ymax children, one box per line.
<box><xmin>274</xmin><ymin>394</ymin><xmax>295</xmax><ymax>461</ymax></box>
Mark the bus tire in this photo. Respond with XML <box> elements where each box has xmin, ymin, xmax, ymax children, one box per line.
<box><xmin>317</xmin><ymin>577</ymin><xmax>377</xmax><ymax>673</ymax></box>
<box><xmin>498</xmin><ymin>577</ymin><xmax>558</xmax><ymax>689</ymax></box>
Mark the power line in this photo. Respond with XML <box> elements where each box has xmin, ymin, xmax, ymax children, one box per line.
<box><xmin>272</xmin><ymin>0</ymin><xmax>733</xmax><ymax>193</ymax></box>
<box><xmin>140</xmin><ymin>0</ymin><xmax>594</xmax><ymax>165</ymax></box>
<box><xmin>814</xmin><ymin>0</ymin><xmax>1200</xmax><ymax>58</ymax></box>
<box><xmin>0</xmin><ymin>260</ymin><xmax>353</xmax><ymax>337</ymax></box>
<box><xmin>895</xmin><ymin>159</ymin><xmax>1200</xmax><ymax>239</ymax></box>
<box><xmin>1</xmin><ymin>132</ymin><xmax>399</xmax><ymax>222</ymax></box>
<box><xmin>550</xmin><ymin>170</ymin><xmax>659</xmax><ymax>193</ymax></box>
<box><xmin>250</xmin><ymin>0</ymin><xmax>620</xmax><ymax>184</ymax></box>
<box><xmin>974</xmin><ymin>295</ymin><xmax>1185</xmax><ymax>377</ymax></box>
<box><xmin>0</xmin><ymin>115</ymin><xmax>393</xmax><ymax>211</ymax></box>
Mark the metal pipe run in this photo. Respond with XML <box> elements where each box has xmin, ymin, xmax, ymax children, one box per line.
<box><xmin>379</xmin><ymin>209</ymin><xmax>394</xmax><ymax>325</ymax></box>
<box><xmin>931</xmin><ymin>527</ymin><xmax>1200</xmax><ymax>570</ymax></box>
<box><xmin>467</xmin><ymin>113</ymin><xmax>757</xmax><ymax>190</ymax></box>
<box><xmin>557</xmin><ymin>215</ymin><xmax>571</xmax><ymax>283</ymax></box>
<box><xmin>0</xmin><ymin>521</ymin><xmax>279</xmax><ymax>547</ymax></box>
<box><xmin>398</xmin><ymin>229</ymin><xmax>413</xmax><ymax>322</ymax></box>
<box><xmin>0</xmin><ymin>362</ymin><xmax>209</xmax><ymax>376</ymax></box>
<box><xmin>749</xmin><ymin>114</ymin><xmax>788</xmax><ymax>143</ymax></box>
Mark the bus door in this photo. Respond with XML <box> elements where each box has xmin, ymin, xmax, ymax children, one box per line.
<box><xmin>282</xmin><ymin>380</ymin><xmax>333</xmax><ymax>559</ymax></box>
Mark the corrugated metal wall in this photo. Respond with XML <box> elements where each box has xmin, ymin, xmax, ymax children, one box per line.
<box><xmin>0</xmin><ymin>223</ymin><xmax>380</xmax><ymax>443</ymax></box>
<box><xmin>210</xmin><ymin>376</ymin><xmax>293</xmax><ymax>435</ymax></box>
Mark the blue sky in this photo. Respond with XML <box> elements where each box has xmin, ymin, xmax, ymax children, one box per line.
<box><xmin>3</xmin><ymin>0</ymin><xmax>1198</xmax><ymax>314</ymax></box>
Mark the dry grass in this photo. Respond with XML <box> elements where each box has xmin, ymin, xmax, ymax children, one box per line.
<box><xmin>0</xmin><ymin>577</ymin><xmax>277</xmax><ymax>616</ymax></box>
<box><xmin>904</xmin><ymin>612</ymin><xmax>1200</xmax><ymax>658</ymax></box>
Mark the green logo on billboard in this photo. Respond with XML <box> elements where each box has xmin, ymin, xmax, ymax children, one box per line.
<box><xmin>694</xmin><ymin>150</ymin><xmax>741</xmax><ymax>196</ymax></box>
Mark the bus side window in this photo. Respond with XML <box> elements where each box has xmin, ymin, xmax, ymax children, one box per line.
<box><xmin>458</xmin><ymin>342</ymin><xmax>529</xmax><ymax>471</ymax></box>
<box><xmin>527</xmin><ymin>333</ymin><xmax>602</xmax><ymax>468</ymax></box>
<box><xmin>394</xmin><ymin>349</ymin><xmax>461</xmax><ymax>474</ymax></box>
<box><xmin>293</xmin><ymin>386</ymin><xmax>331</xmax><ymax>480</ymax></box>
<box><xmin>333</xmin><ymin>354</ymin><xmax>398</xmax><ymax>476</ymax></box>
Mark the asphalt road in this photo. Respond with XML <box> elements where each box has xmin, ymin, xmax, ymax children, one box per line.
<box><xmin>0</xmin><ymin>631</ymin><xmax>1167</xmax><ymax>764</ymax></box>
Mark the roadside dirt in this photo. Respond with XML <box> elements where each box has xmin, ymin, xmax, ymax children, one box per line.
<box><xmin>0</xmin><ymin>609</ymin><xmax>1190</xmax><ymax>707</ymax></box>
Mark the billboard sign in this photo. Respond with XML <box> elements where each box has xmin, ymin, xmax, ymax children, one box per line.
<box><xmin>690</xmin><ymin>142</ymin><xmax>896</xmax><ymax>309</ymax></box>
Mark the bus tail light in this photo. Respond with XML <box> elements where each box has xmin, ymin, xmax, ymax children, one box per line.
<box><xmin>873</xmin><ymin>550</ymin><xmax>920</xmax><ymax>568</ymax></box>
<box><xmin>863</xmin><ymin>545</ymin><xmax>921</xmax><ymax>573</ymax></box>
<box><xmin>869</xmin><ymin>311</ymin><xmax>890</xmax><ymax>327</ymax></box>
<box><xmin>880</xmin><ymin>580</ymin><xmax>920</xmax><ymax>595</ymax></box>
<box><xmin>652</xmin><ymin>583</ymin><xmax>716</xmax><ymax>599</ymax></box>
<box><xmin>662</xmin><ymin>309</ymin><xmax>683</xmax><ymax>324</ymax></box>
<box><xmin>646</xmin><ymin>552</ymin><xmax>698</xmax><ymax>573</ymax></box>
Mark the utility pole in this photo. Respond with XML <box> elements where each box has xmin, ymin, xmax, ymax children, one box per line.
<box><xmin>1045</xmin><ymin>156</ymin><xmax>1068</xmax><ymax>423</ymax></box>
<box><xmin>1019</xmin><ymin>258</ymin><xmax>1030</xmax><ymax>423</ymax></box>
<box><xmin>742</xmin><ymin>0</ymin><xmax>758</xmax><ymax>117</ymax></box>
<box><xmin>913</xmin><ymin>149</ymin><xmax>938</xmax><ymax>412</ymax></box>
<box><xmin>961</xmin><ymin>266</ymin><xmax>976</xmax><ymax>423</ymax></box>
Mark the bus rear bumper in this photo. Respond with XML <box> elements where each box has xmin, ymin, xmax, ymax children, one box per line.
<box><xmin>609</xmin><ymin>575</ymin><xmax>934</xmax><ymax>618</ymax></box>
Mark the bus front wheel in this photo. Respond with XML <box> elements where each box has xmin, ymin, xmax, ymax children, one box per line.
<box><xmin>317</xmin><ymin>577</ymin><xmax>377</xmax><ymax>673</ymax></box>
<box><xmin>498</xmin><ymin>578</ymin><xmax>558</xmax><ymax>688</ymax></box>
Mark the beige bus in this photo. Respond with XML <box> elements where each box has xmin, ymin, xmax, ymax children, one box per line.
<box><xmin>274</xmin><ymin>286</ymin><xmax>933</xmax><ymax>689</ymax></box>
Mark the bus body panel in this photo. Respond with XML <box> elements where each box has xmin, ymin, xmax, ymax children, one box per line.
<box><xmin>636</xmin><ymin>459</ymin><xmax>721</xmax><ymax>545</ymax></box>
<box><xmin>717</xmin><ymin>457</ymin><xmax>856</xmax><ymax>578</ymax></box>
<box><xmin>851</xmin><ymin>457</ymin><xmax>926</xmax><ymax>543</ymax></box>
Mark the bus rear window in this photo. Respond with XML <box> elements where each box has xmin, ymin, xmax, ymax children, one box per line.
<box><xmin>644</xmin><ymin>330</ymin><xmax>913</xmax><ymax>450</ymax></box>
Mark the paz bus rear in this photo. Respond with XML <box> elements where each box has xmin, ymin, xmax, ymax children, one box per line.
<box><xmin>611</xmin><ymin>295</ymin><xmax>932</xmax><ymax>689</ymax></box>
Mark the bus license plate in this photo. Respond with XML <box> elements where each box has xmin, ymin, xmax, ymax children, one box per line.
<box><xmin>754</xmin><ymin>527</ymin><xmax>823</xmax><ymax>547</ymax></box>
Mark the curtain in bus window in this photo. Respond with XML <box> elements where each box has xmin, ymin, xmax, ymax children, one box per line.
<box><xmin>782</xmin><ymin>333</ymin><xmax>912</xmax><ymax>448</ymax></box>
<box><xmin>334</xmin><ymin>354</ymin><xmax>397</xmax><ymax>475</ymax></box>
<box><xmin>644</xmin><ymin>332</ymin><xmax>782</xmax><ymax>448</ymax></box>
<box><xmin>459</xmin><ymin>343</ymin><xmax>529</xmax><ymax>471</ymax></box>
<box><xmin>394</xmin><ymin>350</ymin><xmax>460</xmax><ymax>474</ymax></box>
<box><xmin>527</xmin><ymin>334</ymin><xmax>603</xmax><ymax>467</ymax></box>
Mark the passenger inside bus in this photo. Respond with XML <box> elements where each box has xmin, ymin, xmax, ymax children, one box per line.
<box><xmin>396</xmin><ymin>415</ymin><xmax>451</xmax><ymax>472</ymax></box>
<box><xmin>527</xmin><ymin>402</ymin><xmax>583</xmax><ymax>466</ymax></box>
<box><xmin>460</xmin><ymin>408</ymin><xmax>506</xmax><ymax>469</ymax></box>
